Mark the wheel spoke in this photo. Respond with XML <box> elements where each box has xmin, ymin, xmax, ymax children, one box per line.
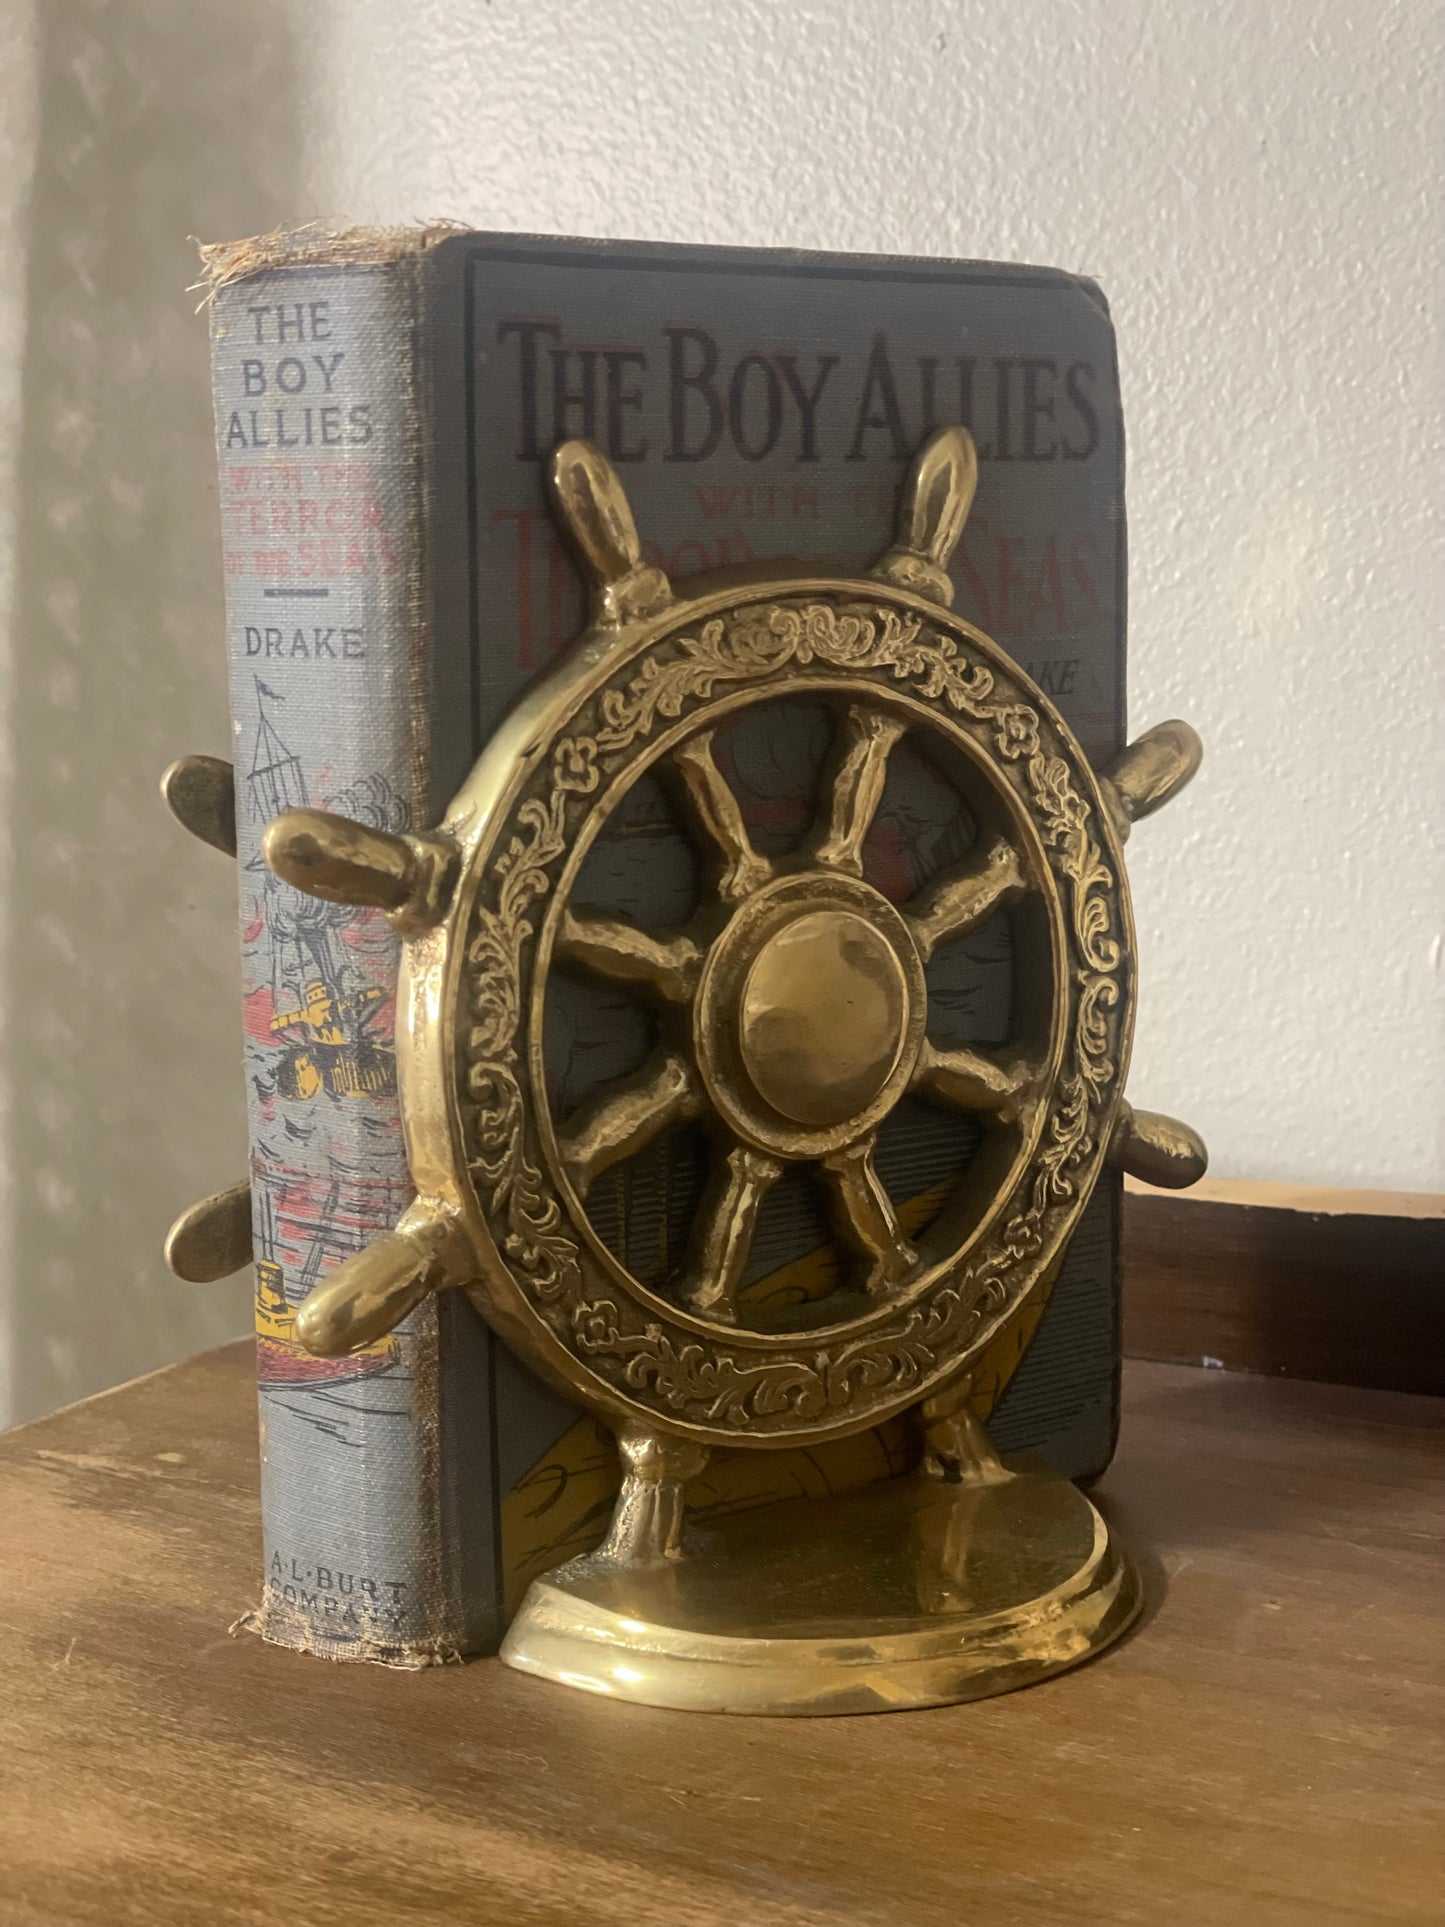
<box><xmin>911</xmin><ymin>1039</ymin><xmax>1034</xmax><ymax>1121</ymax></box>
<box><xmin>669</xmin><ymin>731</ymin><xmax>771</xmax><ymax>903</ymax></box>
<box><xmin>904</xmin><ymin>834</ymin><xmax>1027</xmax><ymax>960</ymax></box>
<box><xmin>819</xmin><ymin>1136</ymin><xmax>916</xmax><ymax>1297</ymax></box>
<box><xmin>555</xmin><ymin>910</ymin><xmax>702</xmax><ymax>1004</ymax></box>
<box><xmin>681</xmin><ymin>1143</ymin><xmax>783</xmax><ymax>1321</ymax></box>
<box><xmin>813</xmin><ymin>705</ymin><xmax>908</xmax><ymax>874</ymax></box>
<box><xmin>559</xmin><ymin>1050</ymin><xmax>703</xmax><ymax>1193</ymax></box>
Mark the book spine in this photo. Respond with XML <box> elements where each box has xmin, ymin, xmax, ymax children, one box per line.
<box><xmin>207</xmin><ymin>251</ymin><xmax>481</xmax><ymax>1662</ymax></box>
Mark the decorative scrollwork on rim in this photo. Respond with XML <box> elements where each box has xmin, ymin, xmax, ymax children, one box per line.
<box><xmin>459</xmin><ymin>594</ymin><xmax>1129</xmax><ymax>1437</ymax></box>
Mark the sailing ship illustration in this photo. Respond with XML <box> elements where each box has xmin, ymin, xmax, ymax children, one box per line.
<box><xmin>243</xmin><ymin>679</ymin><xmax>410</xmax><ymax>1383</ymax></box>
<box><xmin>253</xmin><ymin>1169</ymin><xmax>401</xmax><ymax>1383</ymax></box>
<box><xmin>246</xmin><ymin>679</ymin><xmax>398</xmax><ymax>1105</ymax></box>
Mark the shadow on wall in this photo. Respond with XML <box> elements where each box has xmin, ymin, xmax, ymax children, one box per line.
<box><xmin>5</xmin><ymin>0</ymin><xmax>304</xmax><ymax>1424</ymax></box>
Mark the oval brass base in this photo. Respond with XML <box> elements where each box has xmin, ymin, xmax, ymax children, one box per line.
<box><xmin>500</xmin><ymin>1467</ymin><xmax>1141</xmax><ymax>1716</ymax></box>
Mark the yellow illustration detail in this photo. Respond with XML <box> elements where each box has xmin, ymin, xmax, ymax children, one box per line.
<box><xmin>269</xmin><ymin>981</ymin><xmax>396</xmax><ymax>1103</ymax></box>
<box><xmin>254</xmin><ymin>1254</ymin><xmax>394</xmax><ymax>1363</ymax></box>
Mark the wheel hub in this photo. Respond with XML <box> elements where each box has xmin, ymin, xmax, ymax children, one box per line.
<box><xmin>738</xmin><ymin>907</ymin><xmax>908</xmax><ymax>1129</ymax></box>
<box><xmin>692</xmin><ymin>868</ymin><xmax>930</xmax><ymax>1166</ymax></box>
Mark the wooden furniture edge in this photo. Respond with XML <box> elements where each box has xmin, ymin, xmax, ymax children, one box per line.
<box><xmin>1125</xmin><ymin>1173</ymin><xmax>1445</xmax><ymax>1219</ymax></box>
<box><xmin>1123</xmin><ymin>1179</ymin><xmax>1444</xmax><ymax>1396</ymax></box>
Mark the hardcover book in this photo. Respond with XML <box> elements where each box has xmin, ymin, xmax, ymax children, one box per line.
<box><xmin>202</xmin><ymin>227</ymin><xmax>1126</xmax><ymax>1662</ymax></box>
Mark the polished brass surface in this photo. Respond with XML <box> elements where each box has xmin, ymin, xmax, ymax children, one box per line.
<box><xmin>739</xmin><ymin>908</ymin><xmax>908</xmax><ymax>1127</ymax></box>
<box><xmin>259</xmin><ymin>424</ymin><xmax>1205</xmax><ymax>1713</ymax></box>
<box><xmin>685</xmin><ymin>1144</ymin><xmax>785</xmax><ymax>1321</ymax></box>
<box><xmin>1110</xmin><ymin>1103</ymin><xmax>1209</xmax><ymax>1189</ymax></box>
<box><xmin>594</xmin><ymin>1427</ymin><xmax>711</xmax><ymax>1567</ymax></box>
<box><xmin>819</xmin><ymin>1140</ymin><xmax>916</xmax><ymax>1297</ymax></box>
<box><xmin>555</xmin><ymin>910</ymin><xmax>702</xmax><ymax>1004</ymax></box>
<box><xmin>906</xmin><ymin>832</ymin><xmax>1026</xmax><ymax>961</ymax></box>
<box><xmin>813</xmin><ymin>707</ymin><xmax>908</xmax><ymax>872</ymax></box>
<box><xmin>689</xmin><ymin>869</ymin><xmax>930</xmax><ymax>1177</ymax></box>
<box><xmin>501</xmin><ymin>1460</ymin><xmax>1140</xmax><ymax>1716</ymax></box>
<box><xmin>871</xmin><ymin>425</ymin><xmax>979</xmax><ymax>607</ymax></box>
<box><xmin>164</xmin><ymin>1179</ymin><xmax>252</xmax><ymax>1282</ymax></box>
<box><xmin>920</xmin><ymin>1373</ymin><xmax>1011</xmax><ymax>1485</ymax></box>
<box><xmin>670</xmin><ymin>730</ymin><xmax>773</xmax><ymax>901</ymax></box>
<box><xmin>291</xmin><ymin>1208</ymin><xmax>462</xmax><ymax>1356</ymax></box>
<box><xmin>262</xmin><ymin>806</ymin><xmax>457</xmax><ymax>936</ymax></box>
<box><xmin>913</xmin><ymin>1038</ymin><xmax>1034</xmax><ymax>1122</ymax></box>
<box><xmin>160</xmin><ymin>754</ymin><xmax>237</xmax><ymax>858</ymax></box>
<box><xmin>550</xmin><ymin>437</ymin><xmax>672</xmax><ymax>627</ymax></box>
<box><xmin>1101</xmin><ymin>719</ymin><xmax>1204</xmax><ymax>842</ymax></box>
<box><xmin>559</xmin><ymin>1050</ymin><xmax>703</xmax><ymax>1193</ymax></box>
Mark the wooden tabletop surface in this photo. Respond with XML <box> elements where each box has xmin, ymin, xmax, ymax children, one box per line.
<box><xmin>1</xmin><ymin>1342</ymin><xmax>1440</xmax><ymax>1926</ymax></box>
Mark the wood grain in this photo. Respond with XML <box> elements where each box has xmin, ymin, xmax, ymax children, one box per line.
<box><xmin>0</xmin><ymin>1341</ymin><xmax>1441</xmax><ymax>1927</ymax></box>
<box><xmin>1124</xmin><ymin>1182</ymin><xmax>1445</xmax><ymax>1395</ymax></box>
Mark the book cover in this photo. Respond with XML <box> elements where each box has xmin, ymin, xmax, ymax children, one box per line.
<box><xmin>208</xmin><ymin>240</ymin><xmax>492</xmax><ymax>1662</ymax></box>
<box><xmin>202</xmin><ymin>228</ymin><xmax>1125</xmax><ymax>1655</ymax></box>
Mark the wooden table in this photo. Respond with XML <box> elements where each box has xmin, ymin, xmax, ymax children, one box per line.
<box><xmin>1</xmin><ymin>1342</ymin><xmax>1440</xmax><ymax>1925</ymax></box>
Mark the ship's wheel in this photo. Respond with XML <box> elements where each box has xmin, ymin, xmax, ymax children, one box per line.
<box><xmin>553</xmin><ymin>695</ymin><xmax>1037</xmax><ymax>1324</ymax></box>
<box><xmin>241</xmin><ymin>427</ymin><xmax>1206</xmax><ymax>1714</ymax></box>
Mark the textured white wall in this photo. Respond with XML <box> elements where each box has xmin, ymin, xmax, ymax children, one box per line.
<box><xmin>0</xmin><ymin>0</ymin><xmax>319</xmax><ymax>1427</ymax></box>
<box><xmin>301</xmin><ymin>0</ymin><xmax>1443</xmax><ymax>1191</ymax></box>
<box><xmin>1</xmin><ymin>0</ymin><xmax>1439</xmax><ymax>1423</ymax></box>
<box><xmin>0</xmin><ymin>0</ymin><xmax>41</xmax><ymax>1421</ymax></box>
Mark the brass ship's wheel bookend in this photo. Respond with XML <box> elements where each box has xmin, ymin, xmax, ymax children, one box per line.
<box><xmin>250</xmin><ymin>426</ymin><xmax>1205</xmax><ymax>1715</ymax></box>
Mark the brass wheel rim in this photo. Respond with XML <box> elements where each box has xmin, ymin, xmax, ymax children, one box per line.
<box><xmin>248</xmin><ymin>427</ymin><xmax>1206</xmax><ymax>1456</ymax></box>
<box><xmin>433</xmin><ymin>583</ymin><xmax>1134</xmax><ymax>1446</ymax></box>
